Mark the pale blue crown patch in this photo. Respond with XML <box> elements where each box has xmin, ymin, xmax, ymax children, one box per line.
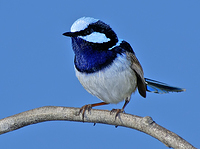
<box><xmin>71</xmin><ymin>17</ymin><xmax>99</xmax><ymax>32</ymax></box>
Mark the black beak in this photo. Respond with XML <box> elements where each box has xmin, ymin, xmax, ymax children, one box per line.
<box><xmin>62</xmin><ymin>32</ymin><xmax>77</xmax><ymax>37</ymax></box>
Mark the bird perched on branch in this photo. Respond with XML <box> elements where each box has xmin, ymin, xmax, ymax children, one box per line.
<box><xmin>63</xmin><ymin>17</ymin><xmax>185</xmax><ymax>119</ymax></box>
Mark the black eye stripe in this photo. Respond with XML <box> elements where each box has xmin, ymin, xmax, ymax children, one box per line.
<box><xmin>74</xmin><ymin>21</ymin><xmax>115</xmax><ymax>37</ymax></box>
<box><xmin>72</xmin><ymin>20</ymin><xmax>118</xmax><ymax>49</ymax></box>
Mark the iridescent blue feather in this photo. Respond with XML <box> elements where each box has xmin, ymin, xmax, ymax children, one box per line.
<box><xmin>145</xmin><ymin>78</ymin><xmax>186</xmax><ymax>94</ymax></box>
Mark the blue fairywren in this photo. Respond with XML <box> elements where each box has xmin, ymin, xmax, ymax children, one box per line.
<box><xmin>63</xmin><ymin>17</ymin><xmax>185</xmax><ymax>119</ymax></box>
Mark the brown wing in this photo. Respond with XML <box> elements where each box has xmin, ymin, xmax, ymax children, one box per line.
<box><xmin>126</xmin><ymin>52</ymin><xmax>146</xmax><ymax>98</ymax></box>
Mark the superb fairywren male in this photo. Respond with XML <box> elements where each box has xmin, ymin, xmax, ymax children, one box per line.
<box><xmin>63</xmin><ymin>17</ymin><xmax>185</xmax><ymax>118</ymax></box>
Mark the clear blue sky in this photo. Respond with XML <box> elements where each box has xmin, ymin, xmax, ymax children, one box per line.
<box><xmin>0</xmin><ymin>0</ymin><xmax>199</xmax><ymax>148</ymax></box>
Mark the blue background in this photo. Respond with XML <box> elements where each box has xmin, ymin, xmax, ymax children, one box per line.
<box><xmin>0</xmin><ymin>0</ymin><xmax>199</xmax><ymax>148</ymax></box>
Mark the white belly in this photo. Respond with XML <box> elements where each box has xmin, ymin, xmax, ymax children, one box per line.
<box><xmin>75</xmin><ymin>54</ymin><xmax>137</xmax><ymax>104</ymax></box>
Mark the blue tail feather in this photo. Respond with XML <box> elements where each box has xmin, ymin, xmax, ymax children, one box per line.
<box><xmin>145</xmin><ymin>78</ymin><xmax>186</xmax><ymax>94</ymax></box>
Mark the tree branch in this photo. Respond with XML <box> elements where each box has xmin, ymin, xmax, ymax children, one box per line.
<box><xmin>0</xmin><ymin>106</ymin><xmax>196</xmax><ymax>149</ymax></box>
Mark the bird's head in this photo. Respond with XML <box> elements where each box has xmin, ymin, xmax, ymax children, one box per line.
<box><xmin>63</xmin><ymin>17</ymin><xmax>118</xmax><ymax>50</ymax></box>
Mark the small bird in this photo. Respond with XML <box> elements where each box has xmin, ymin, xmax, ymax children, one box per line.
<box><xmin>63</xmin><ymin>17</ymin><xmax>185</xmax><ymax>119</ymax></box>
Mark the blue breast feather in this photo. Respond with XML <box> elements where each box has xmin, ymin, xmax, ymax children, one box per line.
<box><xmin>72</xmin><ymin>37</ymin><xmax>134</xmax><ymax>73</ymax></box>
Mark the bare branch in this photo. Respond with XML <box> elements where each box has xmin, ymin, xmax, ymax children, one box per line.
<box><xmin>0</xmin><ymin>106</ymin><xmax>196</xmax><ymax>149</ymax></box>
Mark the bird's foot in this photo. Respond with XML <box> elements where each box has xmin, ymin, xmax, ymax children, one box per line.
<box><xmin>110</xmin><ymin>108</ymin><xmax>125</xmax><ymax>119</ymax></box>
<box><xmin>79</xmin><ymin>104</ymin><xmax>92</xmax><ymax>121</ymax></box>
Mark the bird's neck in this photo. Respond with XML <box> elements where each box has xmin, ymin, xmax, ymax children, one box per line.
<box><xmin>71</xmin><ymin>37</ymin><xmax>117</xmax><ymax>73</ymax></box>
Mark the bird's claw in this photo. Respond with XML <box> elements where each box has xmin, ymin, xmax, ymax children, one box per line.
<box><xmin>110</xmin><ymin>108</ymin><xmax>125</xmax><ymax>119</ymax></box>
<box><xmin>79</xmin><ymin>104</ymin><xmax>92</xmax><ymax>121</ymax></box>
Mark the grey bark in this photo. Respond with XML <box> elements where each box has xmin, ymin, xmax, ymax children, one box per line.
<box><xmin>0</xmin><ymin>106</ymin><xmax>196</xmax><ymax>149</ymax></box>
